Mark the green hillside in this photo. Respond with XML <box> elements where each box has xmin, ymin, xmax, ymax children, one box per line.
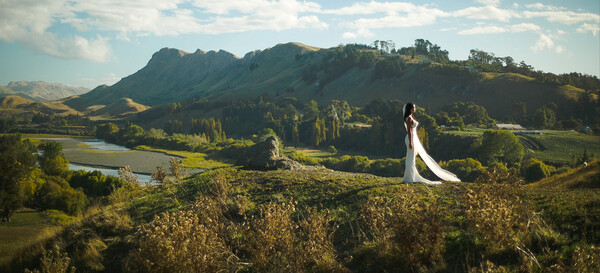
<box><xmin>527</xmin><ymin>160</ymin><xmax>600</xmax><ymax>189</ymax></box>
<box><xmin>6</xmin><ymin>167</ymin><xmax>599</xmax><ymax>272</ymax></box>
<box><xmin>60</xmin><ymin>42</ymin><xmax>595</xmax><ymax>121</ymax></box>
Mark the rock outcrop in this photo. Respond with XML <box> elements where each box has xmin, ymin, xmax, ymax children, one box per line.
<box><xmin>237</xmin><ymin>136</ymin><xmax>304</xmax><ymax>170</ymax></box>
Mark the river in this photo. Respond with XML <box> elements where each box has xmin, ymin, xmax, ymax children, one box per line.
<box><xmin>34</xmin><ymin>137</ymin><xmax>175</xmax><ymax>185</ymax></box>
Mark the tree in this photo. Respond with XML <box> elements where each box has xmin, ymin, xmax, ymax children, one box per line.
<box><xmin>303</xmin><ymin>100</ymin><xmax>320</xmax><ymax>121</ymax></box>
<box><xmin>512</xmin><ymin>102</ymin><xmax>527</xmax><ymax>121</ymax></box>
<box><xmin>533</xmin><ymin>107</ymin><xmax>556</xmax><ymax>129</ymax></box>
<box><xmin>478</xmin><ymin>130</ymin><xmax>524</xmax><ymax>167</ymax></box>
<box><xmin>0</xmin><ymin>135</ymin><xmax>36</xmax><ymax>222</ymax></box>
<box><xmin>521</xmin><ymin>158</ymin><xmax>551</xmax><ymax>182</ymax></box>
<box><xmin>38</xmin><ymin>142</ymin><xmax>69</xmax><ymax>176</ymax></box>
<box><xmin>96</xmin><ymin>123</ymin><xmax>119</xmax><ymax>141</ymax></box>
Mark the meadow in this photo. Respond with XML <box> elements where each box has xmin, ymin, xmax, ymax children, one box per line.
<box><xmin>446</xmin><ymin>128</ymin><xmax>600</xmax><ymax>163</ymax></box>
<box><xmin>5</xmin><ymin>161</ymin><xmax>598</xmax><ymax>272</ymax></box>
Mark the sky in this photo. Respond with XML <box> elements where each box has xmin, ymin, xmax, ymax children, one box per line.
<box><xmin>0</xmin><ymin>0</ymin><xmax>599</xmax><ymax>89</ymax></box>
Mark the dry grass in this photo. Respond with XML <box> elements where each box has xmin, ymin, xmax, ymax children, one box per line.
<box><xmin>131</xmin><ymin>196</ymin><xmax>239</xmax><ymax>273</ymax></box>
<box><xmin>357</xmin><ymin>187</ymin><xmax>446</xmax><ymax>272</ymax></box>
<box><xmin>246</xmin><ymin>201</ymin><xmax>345</xmax><ymax>272</ymax></box>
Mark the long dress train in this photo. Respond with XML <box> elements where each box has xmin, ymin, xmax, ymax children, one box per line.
<box><xmin>402</xmin><ymin>119</ymin><xmax>460</xmax><ymax>184</ymax></box>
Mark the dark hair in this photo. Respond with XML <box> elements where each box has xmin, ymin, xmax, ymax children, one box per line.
<box><xmin>404</xmin><ymin>102</ymin><xmax>415</xmax><ymax>121</ymax></box>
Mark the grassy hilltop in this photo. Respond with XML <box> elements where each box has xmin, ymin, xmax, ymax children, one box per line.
<box><xmin>3</xmin><ymin>161</ymin><xmax>599</xmax><ymax>272</ymax></box>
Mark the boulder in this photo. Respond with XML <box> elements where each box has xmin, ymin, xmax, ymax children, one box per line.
<box><xmin>237</xmin><ymin>136</ymin><xmax>304</xmax><ymax>170</ymax></box>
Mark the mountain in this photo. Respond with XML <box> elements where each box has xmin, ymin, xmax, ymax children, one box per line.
<box><xmin>62</xmin><ymin>42</ymin><xmax>593</xmax><ymax>120</ymax></box>
<box><xmin>0</xmin><ymin>81</ymin><xmax>89</xmax><ymax>101</ymax></box>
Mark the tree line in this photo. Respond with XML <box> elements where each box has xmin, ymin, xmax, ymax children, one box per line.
<box><xmin>0</xmin><ymin>135</ymin><xmax>132</xmax><ymax>222</ymax></box>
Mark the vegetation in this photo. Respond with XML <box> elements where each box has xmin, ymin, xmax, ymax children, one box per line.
<box><xmin>4</xmin><ymin>162</ymin><xmax>597</xmax><ymax>272</ymax></box>
<box><xmin>0</xmin><ymin>38</ymin><xmax>599</xmax><ymax>272</ymax></box>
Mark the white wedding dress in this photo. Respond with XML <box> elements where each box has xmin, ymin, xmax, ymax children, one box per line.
<box><xmin>403</xmin><ymin>117</ymin><xmax>460</xmax><ymax>184</ymax></box>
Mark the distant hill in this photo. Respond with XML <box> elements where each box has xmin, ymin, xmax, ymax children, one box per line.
<box><xmin>0</xmin><ymin>81</ymin><xmax>89</xmax><ymax>101</ymax></box>
<box><xmin>92</xmin><ymin>97</ymin><xmax>150</xmax><ymax>117</ymax></box>
<box><xmin>63</xmin><ymin>42</ymin><xmax>593</xmax><ymax>120</ymax></box>
<box><xmin>0</xmin><ymin>95</ymin><xmax>81</xmax><ymax>119</ymax></box>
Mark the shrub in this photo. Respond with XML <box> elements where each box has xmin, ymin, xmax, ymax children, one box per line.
<box><xmin>475</xmin><ymin>163</ymin><xmax>523</xmax><ymax>185</ymax></box>
<box><xmin>521</xmin><ymin>158</ymin><xmax>551</xmax><ymax>182</ymax></box>
<box><xmin>45</xmin><ymin>210</ymin><xmax>77</xmax><ymax>225</ymax></box>
<box><xmin>285</xmin><ymin>150</ymin><xmax>321</xmax><ymax>166</ymax></box>
<box><xmin>131</xmin><ymin>197</ymin><xmax>239</xmax><ymax>273</ymax></box>
<box><xmin>246</xmin><ymin>201</ymin><xmax>345</xmax><ymax>272</ymax></box>
<box><xmin>35</xmin><ymin>177</ymin><xmax>88</xmax><ymax>216</ymax></box>
<box><xmin>356</xmin><ymin>189</ymin><xmax>446</xmax><ymax>272</ymax></box>
<box><xmin>323</xmin><ymin>155</ymin><xmax>370</xmax><ymax>173</ymax></box>
<box><xmin>440</xmin><ymin>158</ymin><xmax>486</xmax><ymax>182</ymax></box>
<box><xmin>462</xmin><ymin>183</ymin><xmax>541</xmax><ymax>269</ymax></box>
<box><xmin>25</xmin><ymin>246</ymin><xmax>75</xmax><ymax>273</ymax></box>
<box><xmin>367</xmin><ymin>158</ymin><xmax>404</xmax><ymax>177</ymax></box>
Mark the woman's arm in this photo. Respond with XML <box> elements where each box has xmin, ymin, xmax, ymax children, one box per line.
<box><xmin>406</xmin><ymin>117</ymin><xmax>413</xmax><ymax>150</ymax></box>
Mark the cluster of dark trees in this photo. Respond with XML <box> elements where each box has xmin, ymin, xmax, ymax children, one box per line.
<box><xmin>462</xmin><ymin>49</ymin><xmax>600</xmax><ymax>91</ymax></box>
<box><xmin>95</xmin><ymin>122</ymin><xmax>250</xmax><ymax>160</ymax></box>
<box><xmin>320</xmin><ymin>40</ymin><xmax>598</xmax><ymax>93</ymax></box>
<box><xmin>0</xmin><ymin>113</ymin><xmax>92</xmax><ymax>135</ymax></box>
<box><xmin>507</xmin><ymin>93</ymin><xmax>600</xmax><ymax>132</ymax></box>
<box><xmin>302</xmin><ymin>44</ymin><xmax>378</xmax><ymax>88</ymax></box>
<box><xmin>0</xmin><ymin>135</ymin><xmax>128</xmax><ymax>222</ymax></box>
<box><xmin>396</xmin><ymin>39</ymin><xmax>450</xmax><ymax>63</ymax></box>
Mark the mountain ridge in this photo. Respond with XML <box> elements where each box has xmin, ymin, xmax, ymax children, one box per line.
<box><xmin>0</xmin><ymin>81</ymin><xmax>89</xmax><ymax>101</ymax></box>
<box><xmin>5</xmin><ymin>42</ymin><xmax>594</xmax><ymax>121</ymax></box>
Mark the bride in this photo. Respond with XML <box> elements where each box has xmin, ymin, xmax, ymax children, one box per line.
<box><xmin>403</xmin><ymin>102</ymin><xmax>460</xmax><ymax>184</ymax></box>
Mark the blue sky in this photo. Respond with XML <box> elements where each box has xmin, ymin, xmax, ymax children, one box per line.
<box><xmin>0</xmin><ymin>0</ymin><xmax>598</xmax><ymax>89</ymax></box>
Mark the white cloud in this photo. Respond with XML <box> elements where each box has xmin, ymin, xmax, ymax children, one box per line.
<box><xmin>577</xmin><ymin>23</ymin><xmax>600</xmax><ymax>36</ymax></box>
<box><xmin>458</xmin><ymin>26</ymin><xmax>507</xmax><ymax>35</ymax></box>
<box><xmin>531</xmin><ymin>33</ymin><xmax>563</xmax><ymax>53</ymax></box>
<box><xmin>525</xmin><ymin>3</ymin><xmax>563</xmax><ymax>11</ymax></box>
<box><xmin>323</xmin><ymin>1</ymin><xmax>448</xmax><ymax>16</ymax></box>
<box><xmin>453</xmin><ymin>5</ymin><xmax>518</xmax><ymax>22</ymax></box>
<box><xmin>510</xmin><ymin>23</ymin><xmax>541</xmax><ymax>32</ymax></box>
<box><xmin>523</xmin><ymin>10</ymin><xmax>600</xmax><ymax>25</ymax></box>
<box><xmin>342</xmin><ymin>32</ymin><xmax>358</xmax><ymax>39</ymax></box>
<box><xmin>341</xmin><ymin>28</ymin><xmax>374</xmax><ymax>39</ymax></box>
<box><xmin>476</xmin><ymin>0</ymin><xmax>500</xmax><ymax>7</ymax></box>
<box><xmin>0</xmin><ymin>0</ymin><xmax>111</xmax><ymax>62</ymax></box>
<box><xmin>331</xmin><ymin>2</ymin><xmax>449</xmax><ymax>38</ymax></box>
<box><xmin>0</xmin><ymin>0</ymin><xmax>328</xmax><ymax>60</ymax></box>
<box><xmin>458</xmin><ymin>23</ymin><xmax>540</xmax><ymax>35</ymax></box>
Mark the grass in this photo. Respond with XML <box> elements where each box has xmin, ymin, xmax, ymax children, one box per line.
<box><xmin>0</xmin><ymin>209</ymin><xmax>61</xmax><ymax>268</ymax></box>
<box><xmin>283</xmin><ymin>147</ymin><xmax>335</xmax><ymax>158</ymax></box>
<box><xmin>7</xmin><ymin>164</ymin><xmax>600</xmax><ymax>272</ymax></box>
<box><xmin>526</xmin><ymin>130</ymin><xmax>600</xmax><ymax>163</ymax></box>
<box><xmin>446</xmin><ymin>128</ymin><xmax>600</xmax><ymax>163</ymax></box>
<box><xmin>527</xmin><ymin>160</ymin><xmax>600</xmax><ymax>189</ymax></box>
<box><xmin>135</xmin><ymin>145</ymin><xmax>231</xmax><ymax>169</ymax></box>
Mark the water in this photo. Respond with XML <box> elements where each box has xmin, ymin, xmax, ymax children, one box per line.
<box><xmin>81</xmin><ymin>139</ymin><xmax>131</xmax><ymax>151</ymax></box>
<box><xmin>34</xmin><ymin>137</ymin><xmax>155</xmax><ymax>185</ymax></box>
<box><xmin>69</xmin><ymin>163</ymin><xmax>153</xmax><ymax>185</ymax></box>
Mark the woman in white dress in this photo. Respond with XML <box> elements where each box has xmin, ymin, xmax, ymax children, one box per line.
<box><xmin>402</xmin><ymin>102</ymin><xmax>461</xmax><ymax>184</ymax></box>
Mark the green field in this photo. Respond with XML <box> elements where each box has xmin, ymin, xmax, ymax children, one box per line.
<box><xmin>446</xmin><ymin>128</ymin><xmax>600</xmax><ymax>163</ymax></box>
<box><xmin>135</xmin><ymin>145</ymin><xmax>232</xmax><ymax>170</ymax></box>
<box><xmin>0</xmin><ymin>209</ymin><xmax>60</xmax><ymax>267</ymax></box>
<box><xmin>526</xmin><ymin>130</ymin><xmax>600</xmax><ymax>163</ymax></box>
